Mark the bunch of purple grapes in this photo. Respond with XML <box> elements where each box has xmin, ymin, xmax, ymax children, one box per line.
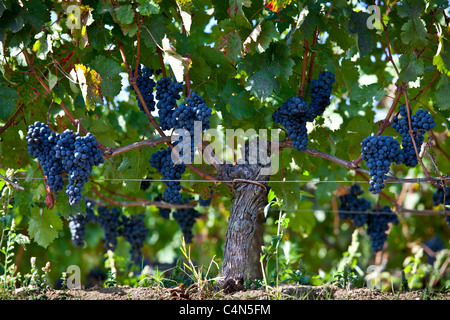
<box><xmin>26</xmin><ymin>121</ymin><xmax>104</xmax><ymax>205</ymax></box>
<box><xmin>272</xmin><ymin>71</ymin><xmax>335</xmax><ymax>151</ymax></box>
<box><xmin>338</xmin><ymin>184</ymin><xmax>372</xmax><ymax>227</ymax></box>
<box><xmin>391</xmin><ymin>105</ymin><xmax>436</xmax><ymax>167</ymax></box>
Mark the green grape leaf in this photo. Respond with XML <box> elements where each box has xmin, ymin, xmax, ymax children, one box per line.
<box><xmin>243</xmin><ymin>20</ymin><xmax>277</xmax><ymax>54</ymax></box>
<box><xmin>116</xmin><ymin>4</ymin><xmax>134</xmax><ymax>25</ymax></box>
<box><xmin>433</xmin><ymin>28</ymin><xmax>450</xmax><ymax>76</ymax></box>
<box><xmin>91</xmin><ymin>57</ymin><xmax>123</xmax><ymax>97</ymax></box>
<box><xmin>137</xmin><ymin>0</ymin><xmax>159</xmax><ymax>16</ymax></box>
<box><xmin>118</xmin><ymin>147</ymin><xmax>152</xmax><ymax>193</ymax></box>
<box><xmin>28</xmin><ymin>207</ymin><xmax>63</xmax><ymax>248</ymax></box>
<box><xmin>247</xmin><ymin>62</ymin><xmax>280</xmax><ymax>101</ymax></box>
<box><xmin>55</xmin><ymin>191</ymin><xmax>87</xmax><ymax>220</ymax></box>
<box><xmin>347</xmin><ymin>11</ymin><xmax>377</xmax><ymax>57</ymax></box>
<box><xmin>350</xmin><ymin>83</ymin><xmax>386</xmax><ymax>107</ymax></box>
<box><xmin>401</xmin><ymin>18</ymin><xmax>428</xmax><ymax>48</ymax></box>
<box><xmin>399</xmin><ymin>53</ymin><xmax>424</xmax><ymax>82</ymax></box>
<box><xmin>435</xmin><ymin>75</ymin><xmax>450</xmax><ymax>111</ymax></box>
<box><xmin>0</xmin><ymin>82</ymin><xmax>18</xmax><ymax>120</ymax></box>
<box><xmin>396</xmin><ymin>0</ymin><xmax>425</xmax><ymax>20</ymax></box>
<box><xmin>218</xmin><ymin>78</ymin><xmax>255</xmax><ymax>120</ymax></box>
<box><xmin>216</xmin><ymin>20</ymin><xmax>242</xmax><ymax>66</ymax></box>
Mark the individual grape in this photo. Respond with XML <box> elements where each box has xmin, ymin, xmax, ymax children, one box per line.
<box><xmin>365</xmin><ymin>206</ymin><xmax>399</xmax><ymax>252</ymax></box>
<box><xmin>68</xmin><ymin>213</ymin><xmax>87</xmax><ymax>247</ymax></box>
<box><xmin>338</xmin><ymin>184</ymin><xmax>372</xmax><ymax>227</ymax></box>
<box><xmin>120</xmin><ymin>213</ymin><xmax>149</xmax><ymax>265</ymax></box>
<box><xmin>173</xmin><ymin>207</ymin><xmax>202</xmax><ymax>244</ymax></box>
<box><xmin>360</xmin><ymin>135</ymin><xmax>402</xmax><ymax>194</ymax></box>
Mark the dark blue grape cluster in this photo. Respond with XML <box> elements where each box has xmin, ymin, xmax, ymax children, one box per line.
<box><xmin>67</xmin><ymin>198</ymin><xmax>97</xmax><ymax>247</ymax></box>
<box><xmin>432</xmin><ymin>186</ymin><xmax>450</xmax><ymax>206</ymax></box>
<box><xmin>309</xmin><ymin>71</ymin><xmax>335</xmax><ymax>117</ymax></box>
<box><xmin>120</xmin><ymin>213</ymin><xmax>149</xmax><ymax>265</ymax></box>
<box><xmin>337</xmin><ymin>185</ymin><xmax>399</xmax><ymax>253</ymax></box>
<box><xmin>57</xmin><ymin>130</ymin><xmax>104</xmax><ymax>205</ymax></box>
<box><xmin>26</xmin><ymin>122</ymin><xmax>104</xmax><ymax>205</ymax></box>
<box><xmin>97</xmin><ymin>206</ymin><xmax>123</xmax><ymax>251</ymax></box>
<box><xmin>155</xmin><ymin>77</ymin><xmax>184</xmax><ymax>130</ymax></box>
<box><xmin>272</xmin><ymin>71</ymin><xmax>335</xmax><ymax>151</ymax></box>
<box><xmin>273</xmin><ymin>97</ymin><xmax>310</xmax><ymax>151</ymax></box>
<box><xmin>365</xmin><ymin>206</ymin><xmax>399</xmax><ymax>252</ymax></box>
<box><xmin>68</xmin><ymin>200</ymin><xmax>149</xmax><ymax>266</ymax></box>
<box><xmin>360</xmin><ymin>135</ymin><xmax>403</xmax><ymax>194</ymax></box>
<box><xmin>154</xmin><ymin>195</ymin><xmax>171</xmax><ymax>219</ymax></box>
<box><xmin>135</xmin><ymin>66</ymin><xmax>213</xmax><ymax>205</ymax></box>
<box><xmin>132</xmin><ymin>65</ymin><xmax>156</xmax><ymax>114</ymax></box>
<box><xmin>26</xmin><ymin>121</ymin><xmax>65</xmax><ymax>192</ymax></box>
<box><xmin>199</xmin><ymin>187</ymin><xmax>213</xmax><ymax>207</ymax></box>
<box><xmin>68</xmin><ymin>213</ymin><xmax>87</xmax><ymax>247</ymax></box>
<box><xmin>424</xmin><ymin>236</ymin><xmax>444</xmax><ymax>264</ymax></box>
<box><xmin>171</xmin><ymin>91</ymin><xmax>213</xmax><ymax>134</ymax></box>
<box><xmin>391</xmin><ymin>105</ymin><xmax>436</xmax><ymax>167</ymax></box>
<box><xmin>338</xmin><ymin>184</ymin><xmax>372</xmax><ymax>227</ymax></box>
<box><xmin>431</xmin><ymin>186</ymin><xmax>450</xmax><ymax>229</ymax></box>
<box><xmin>133</xmin><ymin>66</ymin><xmax>213</xmax><ymax>204</ymax></box>
<box><xmin>150</xmin><ymin>147</ymin><xmax>186</xmax><ymax>204</ymax></box>
<box><xmin>173</xmin><ymin>207</ymin><xmax>202</xmax><ymax>244</ymax></box>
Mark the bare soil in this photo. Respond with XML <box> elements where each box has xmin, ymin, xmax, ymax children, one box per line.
<box><xmin>7</xmin><ymin>284</ymin><xmax>450</xmax><ymax>300</ymax></box>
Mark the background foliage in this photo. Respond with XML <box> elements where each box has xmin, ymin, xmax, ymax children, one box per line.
<box><xmin>0</xmin><ymin>0</ymin><xmax>449</xmax><ymax>290</ymax></box>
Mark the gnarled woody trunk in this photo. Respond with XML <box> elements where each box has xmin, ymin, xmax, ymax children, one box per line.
<box><xmin>218</xmin><ymin>164</ymin><xmax>270</xmax><ymax>291</ymax></box>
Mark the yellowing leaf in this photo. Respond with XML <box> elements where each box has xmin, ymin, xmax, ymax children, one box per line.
<box><xmin>264</xmin><ymin>0</ymin><xmax>292</xmax><ymax>13</ymax></box>
<box><xmin>70</xmin><ymin>64</ymin><xmax>103</xmax><ymax>111</ymax></box>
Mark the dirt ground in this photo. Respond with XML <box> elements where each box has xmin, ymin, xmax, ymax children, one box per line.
<box><xmin>7</xmin><ymin>284</ymin><xmax>450</xmax><ymax>300</ymax></box>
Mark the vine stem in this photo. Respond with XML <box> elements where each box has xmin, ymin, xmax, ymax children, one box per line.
<box><xmin>296</xmin><ymin>38</ymin><xmax>309</xmax><ymax>97</ymax></box>
<box><xmin>0</xmin><ymin>173</ymin><xmax>25</xmax><ymax>191</ymax></box>
<box><xmin>0</xmin><ymin>103</ymin><xmax>25</xmax><ymax>136</ymax></box>
<box><xmin>307</xmin><ymin>27</ymin><xmax>319</xmax><ymax>84</ymax></box>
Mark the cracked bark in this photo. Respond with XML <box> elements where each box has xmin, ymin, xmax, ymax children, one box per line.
<box><xmin>216</xmin><ymin>140</ymin><xmax>271</xmax><ymax>292</ymax></box>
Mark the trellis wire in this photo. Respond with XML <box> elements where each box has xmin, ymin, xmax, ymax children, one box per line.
<box><xmin>7</xmin><ymin>176</ymin><xmax>448</xmax><ymax>184</ymax></box>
